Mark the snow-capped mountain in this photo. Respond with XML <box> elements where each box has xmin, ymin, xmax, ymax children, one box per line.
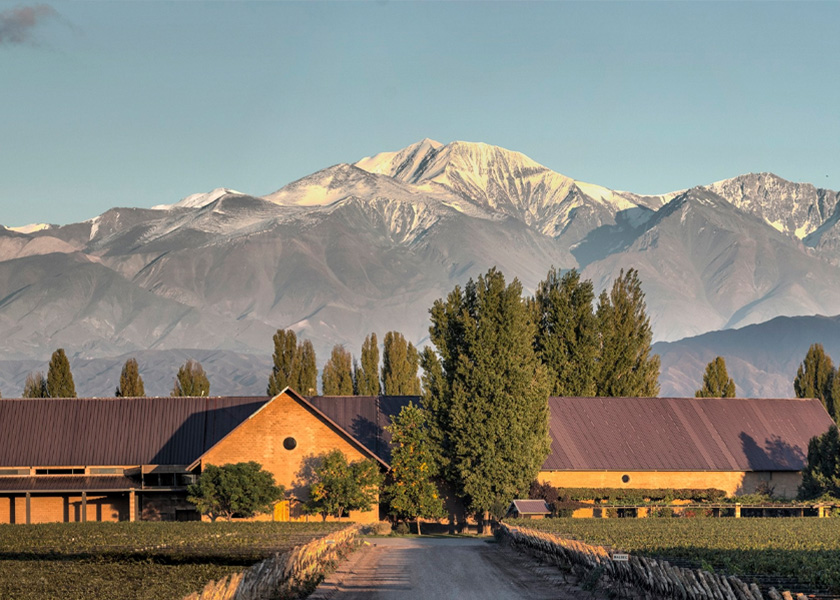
<box><xmin>2</xmin><ymin>138</ymin><xmax>840</xmax><ymax>397</ymax></box>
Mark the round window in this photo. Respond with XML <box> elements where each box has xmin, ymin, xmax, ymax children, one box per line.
<box><xmin>283</xmin><ymin>437</ymin><xmax>297</xmax><ymax>451</ymax></box>
<box><xmin>621</xmin><ymin>474</ymin><xmax>630</xmax><ymax>483</ymax></box>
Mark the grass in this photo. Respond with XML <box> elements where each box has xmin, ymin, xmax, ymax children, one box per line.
<box><xmin>0</xmin><ymin>521</ymin><xmax>346</xmax><ymax>600</ymax></box>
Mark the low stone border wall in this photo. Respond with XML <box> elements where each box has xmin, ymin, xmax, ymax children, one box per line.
<box><xmin>497</xmin><ymin>523</ymin><xmax>807</xmax><ymax>600</ymax></box>
<box><xmin>183</xmin><ymin>524</ymin><xmax>361</xmax><ymax>600</ymax></box>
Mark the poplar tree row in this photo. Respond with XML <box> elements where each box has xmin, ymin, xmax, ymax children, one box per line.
<box><xmin>267</xmin><ymin>329</ymin><xmax>421</xmax><ymax>396</ymax></box>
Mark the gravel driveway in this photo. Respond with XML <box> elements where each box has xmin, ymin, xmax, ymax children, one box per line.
<box><xmin>311</xmin><ymin>536</ymin><xmax>607</xmax><ymax>600</ymax></box>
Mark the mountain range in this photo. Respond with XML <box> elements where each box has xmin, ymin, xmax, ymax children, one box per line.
<box><xmin>2</xmin><ymin>139</ymin><xmax>840</xmax><ymax>397</ymax></box>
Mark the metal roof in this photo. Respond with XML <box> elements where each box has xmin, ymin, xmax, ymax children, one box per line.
<box><xmin>544</xmin><ymin>397</ymin><xmax>834</xmax><ymax>472</ymax></box>
<box><xmin>0</xmin><ymin>476</ymin><xmax>137</xmax><ymax>493</ymax></box>
<box><xmin>510</xmin><ymin>499</ymin><xmax>551</xmax><ymax>514</ymax></box>
<box><xmin>308</xmin><ymin>395</ymin><xmax>415</xmax><ymax>463</ymax></box>
<box><xmin>0</xmin><ymin>397</ymin><xmax>269</xmax><ymax>467</ymax></box>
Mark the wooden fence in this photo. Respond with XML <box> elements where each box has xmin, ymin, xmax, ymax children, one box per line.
<box><xmin>497</xmin><ymin>523</ymin><xmax>808</xmax><ymax>600</ymax></box>
<box><xmin>182</xmin><ymin>524</ymin><xmax>361</xmax><ymax>600</ymax></box>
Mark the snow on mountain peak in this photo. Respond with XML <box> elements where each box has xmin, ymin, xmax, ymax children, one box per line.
<box><xmin>152</xmin><ymin>187</ymin><xmax>244</xmax><ymax>210</ymax></box>
<box><xmin>7</xmin><ymin>223</ymin><xmax>51</xmax><ymax>234</ymax></box>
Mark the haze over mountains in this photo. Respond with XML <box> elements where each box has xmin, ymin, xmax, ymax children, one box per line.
<box><xmin>2</xmin><ymin>139</ymin><xmax>840</xmax><ymax>397</ymax></box>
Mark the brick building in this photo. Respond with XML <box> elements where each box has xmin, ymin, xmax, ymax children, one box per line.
<box><xmin>0</xmin><ymin>389</ymin><xmax>410</xmax><ymax>524</ymax></box>
<box><xmin>0</xmin><ymin>391</ymin><xmax>833</xmax><ymax>524</ymax></box>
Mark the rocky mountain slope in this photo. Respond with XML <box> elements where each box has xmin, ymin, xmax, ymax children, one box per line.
<box><xmin>2</xmin><ymin>139</ymin><xmax>840</xmax><ymax>396</ymax></box>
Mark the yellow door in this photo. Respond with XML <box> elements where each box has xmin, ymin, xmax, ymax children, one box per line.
<box><xmin>273</xmin><ymin>500</ymin><xmax>290</xmax><ymax>522</ymax></box>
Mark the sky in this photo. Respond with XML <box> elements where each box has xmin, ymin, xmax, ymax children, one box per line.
<box><xmin>1</xmin><ymin>1</ymin><xmax>839</xmax><ymax>227</ymax></box>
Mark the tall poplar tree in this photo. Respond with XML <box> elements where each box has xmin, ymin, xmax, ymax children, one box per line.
<box><xmin>267</xmin><ymin>329</ymin><xmax>299</xmax><ymax>396</ymax></box>
<box><xmin>794</xmin><ymin>343</ymin><xmax>836</xmax><ymax>419</ymax></box>
<box><xmin>116</xmin><ymin>358</ymin><xmax>145</xmax><ymax>397</ymax></box>
<box><xmin>172</xmin><ymin>359</ymin><xmax>210</xmax><ymax>397</ymax></box>
<box><xmin>381</xmin><ymin>331</ymin><xmax>421</xmax><ymax>395</ymax></box>
<box><xmin>532</xmin><ymin>267</ymin><xmax>598</xmax><ymax>396</ymax></box>
<box><xmin>322</xmin><ymin>345</ymin><xmax>354</xmax><ymax>395</ymax></box>
<box><xmin>297</xmin><ymin>339</ymin><xmax>318</xmax><ymax>395</ymax></box>
<box><xmin>595</xmin><ymin>268</ymin><xmax>660</xmax><ymax>397</ymax></box>
<box><xmin>22</xmin><ymin>372</ymin><xmax>48</xmax><ymax>398</ymax></box>
<box><xmin>424</xmin><ymin>267</ymin><xmax>551</xmax><ymax>533</ymax></box>
<box><xmin>47</xmin><ymin>348</ymin><xmax>76</xmax><ymax>398</ymax></box>
<box><xmin>695</xmin><ymin>356</ymin><xmax>736</xmax><ymax>398</ymax></box>
<box><xmin>354</xmin><ymin>333</ymin><xmax>381</xmax><ymax>395</ymax></box>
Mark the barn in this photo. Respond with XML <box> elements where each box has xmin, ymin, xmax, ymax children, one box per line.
<box><xmin>539</xmin><ymin>396</ymin><xmax>834</xmax><ymax>498</ymax></box>
<box><xmin>0</xmin><ymin>389</ymin><xmax>410</xmax><ymax>524</ymax></box>
<box><xmin>0</xmin><ymin>391</ymin><xmax>833</xmax><ymax>524</ymax></box>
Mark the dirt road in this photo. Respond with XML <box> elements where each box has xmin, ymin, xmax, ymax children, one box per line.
<box><xmin>311</xmin><ymin>536</ymin><xmax>605</xmax><ymax>600</ymax></box>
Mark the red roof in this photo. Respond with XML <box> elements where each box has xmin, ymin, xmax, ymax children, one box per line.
<box><xmin>544</xmin><ymin>397</ymin><xmax>834</xmax><ymax>472</ymax></box>
<box><xmin>0</xmin><ymin>396</ymin><xmax>268</xmax><ymax>467</ymax></box>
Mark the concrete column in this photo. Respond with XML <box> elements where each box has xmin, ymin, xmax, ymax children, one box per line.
<box><xmin>82</xmin><ymin>492</ymin><xmax>87</xmax><ymax>523</ymax></box>
<box><xmin>734</xmin><ymin>503</ymin><xmax>741</xmax><ymax>518</ymax></box>
<box><xmin>129</xmin><ymin>490</ymin><xmax>136</xmax><ymax>522</ymax></box>
<box><xmin>25</xmin><ymin>492</ymin><xmax>31</xmax><ymax>524</ymax></box>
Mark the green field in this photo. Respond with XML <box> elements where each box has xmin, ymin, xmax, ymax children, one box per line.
<box><xmin>508</xmin><ymin>518</ymin><xmax>840</xmax><ymax>592</ymax></box>
<box><xmin>0</xmin><ymin>521</ymin><xmax>346</xmax><ymax>600</ymax></box>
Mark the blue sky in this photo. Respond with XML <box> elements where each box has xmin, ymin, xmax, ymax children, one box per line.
<box><xmin>2</xmin><ymin>1</ymin><xmax>839</xmax><ymax>227</ymax></box>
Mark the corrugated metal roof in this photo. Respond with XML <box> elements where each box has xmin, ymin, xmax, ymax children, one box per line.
<box><xmin>0</xmin><ymin>476</ymin><xmax>136</xmax><ymax>492</ymax></box>
<box><xmin>511</xmin><ymin>499</ymin><xmax>550</xmax><ymax>514</ymax></box>
<box><xmin>308</xmin><ymin>395</ymin><xmax>416</xmax><ymax>463</ymax></box>
<box><xmin>544</xmin><ymin>397</ymin><xmax>834</xmax><ymax>472</ymax></box>
<box><xmin>0</xmin><ymin>397</ymin><xmax>269</xmax><ymax>467</ymax></box>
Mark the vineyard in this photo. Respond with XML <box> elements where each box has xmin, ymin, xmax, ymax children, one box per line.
<box><xmin>508</xmin><ymin>517</ymin><xmax>840</xmax><ymax>593</ymax></box>
<box><xmin>0</xmin><ymin>521</ymin><xmax>346</xmax><ymax>600</ymax></box>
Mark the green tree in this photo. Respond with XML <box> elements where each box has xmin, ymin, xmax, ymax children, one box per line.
<box><xmin>305</xmin><ymin>450</ymin><xmax>383</xmax><ymax>520</ymax></box>
<box><xmin>381</xmin><ymin>331</ymin><xmax>421</xmax><ymax>395</ymax></box>
<box><xmin>172</xmin><ymin>359</ymin><xmax>210</xmax><ymax>397</ymax></box>
<box><xmin>695</xmin><ymin>356</ymin><xmax>736</xmax><ymax>398</ymax></box>
<box><xmin>267</xmin><ymin>329</ymin><xmax>299</xmax><ymax>396</ymax></box>
<box><xmin>424</xmin><ymin>267</ymin><xmax>551</xmax><ymax>533</ymax></box>
<box><xmin>532</xmin><ymin>267</ymin><xmax>599</xmax><ymax>396</ymax></box>
<box><xmin>187</xmin><ymin>462</ymin><xmax>284</xmax><ymax>521</ymax></box>
<box><xmin>794</xmin><ymin>343</ymin><xmax>836</xmax><ymax>420</ymax></box>
<box><xmin>47</xmin><ymin>348</ymin><xmax>76</xmax><ymax>398</ymax></box>
<box><xmin>595</xmin><ymin>268</ymin><xmax>660</xmax><ymax>397</ymax></box>
<box><xmin>297</xmin><ymin>339</ymin><xmax>318</xmax><ymax>395</ymax></box>
<box><xmin>22</xmin><ymin>372</ymin><xmax>48</xmax><ymax>398</ymax></box>
<box><xmin>354</xmin><ymin>333</ymin><xmax>381</xmax><ymax>395</ymax></box>
<box><xmin>798</xmin><ymin>425</ymin><xmax>840</xmax><ymax>500</ymax></box>
<box><xmin>322</xmin><ymin>345</ymin><xmax>354</xmax><ymax>395</ymax></box>
<box><xmin>383</xmin><ymin>403</ymin><xmax>446</xmax><ymax>535</ymax></box>
<box><xmin>115</xmin><ymin>358</ymin><xmax>145</xmax><ymax>397</ymax></box>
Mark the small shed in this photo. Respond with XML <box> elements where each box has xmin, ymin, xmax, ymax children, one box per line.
<box><xmin>507</xmin><ymin>499</ymin><xmax>551</xmax><ymax>519</ymax></box>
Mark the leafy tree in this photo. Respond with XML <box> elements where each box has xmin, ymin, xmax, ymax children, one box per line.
<box><xmin>424</xmin><ymin>267</ymin><xmax>551</xmax><ymax>533</ymax></box>
<box><xmin>595</xmin><ymin>268</ymin><xmax>660</xmax><ymax>397</ymax></box>
<box><xmin>354</xmin><ymin>333</ymin><xmax>381</xmax><ymax>395</ymax></box>
<box><xmin>305</xmin><ymin>450</ymin><xmax>383</xmax><ymax>520</ymax></box>
<box><xmin>695</xmin><ymin>356</ymin><xmax>736</xmax><ymax>398</ymax></box>
<box><xmin>115</xmin><ymin>358</ymin><xmax>145</xmax><ymax>397</ymax></box>
<box><xmin>297</xmin><ymin>339</ymin><xmax>318</xmax><ymax>395</ymax></box>
<box><xmin>532</xmin><ymin>267</ymin><xmax>599</xmax><ymax>396</ymax></box>
<box><xmin>794</xmin><ymin>343</ymin><xmax>836</xmax><ymax>420</ymax></box>
<box><xmin>799</xmin><ymin>425</ymin><xmax>840</xmax><ymax>500</ymax></box>
<box><xmin>322</xmin><ymin>345</ymin><xmax>354</xmax><ymax>395</ymax></box>
<box><xmin>187</xmin><ymin>462</ymin><xmax>284</xmax><ymax>521</ymax></box>
<box><xmin>383</xmin><ymin>403</ymin><xmax>445</xmax><ymax>534</ymax></box>
<box><xmin>47</xmin><ymin>348</ymin><xmax>76</xmax><ymax>398</ymax></box>
<box><xmin>22</xmin><ymin>372</ymin><xmax>48</xmax><ymax>398</ymax></box>
<box><xmin>267</xmin><ymin>329</ymin><xmax>299</xmax><ymax>396</ymax></box>
<box><xmin>172</xmin><ymin>359</ymin><xmax>210</xmax><ymax>397</ymax></box>
<box><xmin>381</xmin><ymin>331</ymin><xmax>421</xmax><ymax>395</ymax></box>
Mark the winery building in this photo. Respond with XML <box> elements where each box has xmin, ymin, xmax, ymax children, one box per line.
<box><xmin>0</xmin><ymin>389</ymin><xmax>409</xmax><ymax>524</ymax></box>
<box><xmin>0</xmin><ymin>391</ymin><xmax>833</xmax><ymax>524</ymax></box>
